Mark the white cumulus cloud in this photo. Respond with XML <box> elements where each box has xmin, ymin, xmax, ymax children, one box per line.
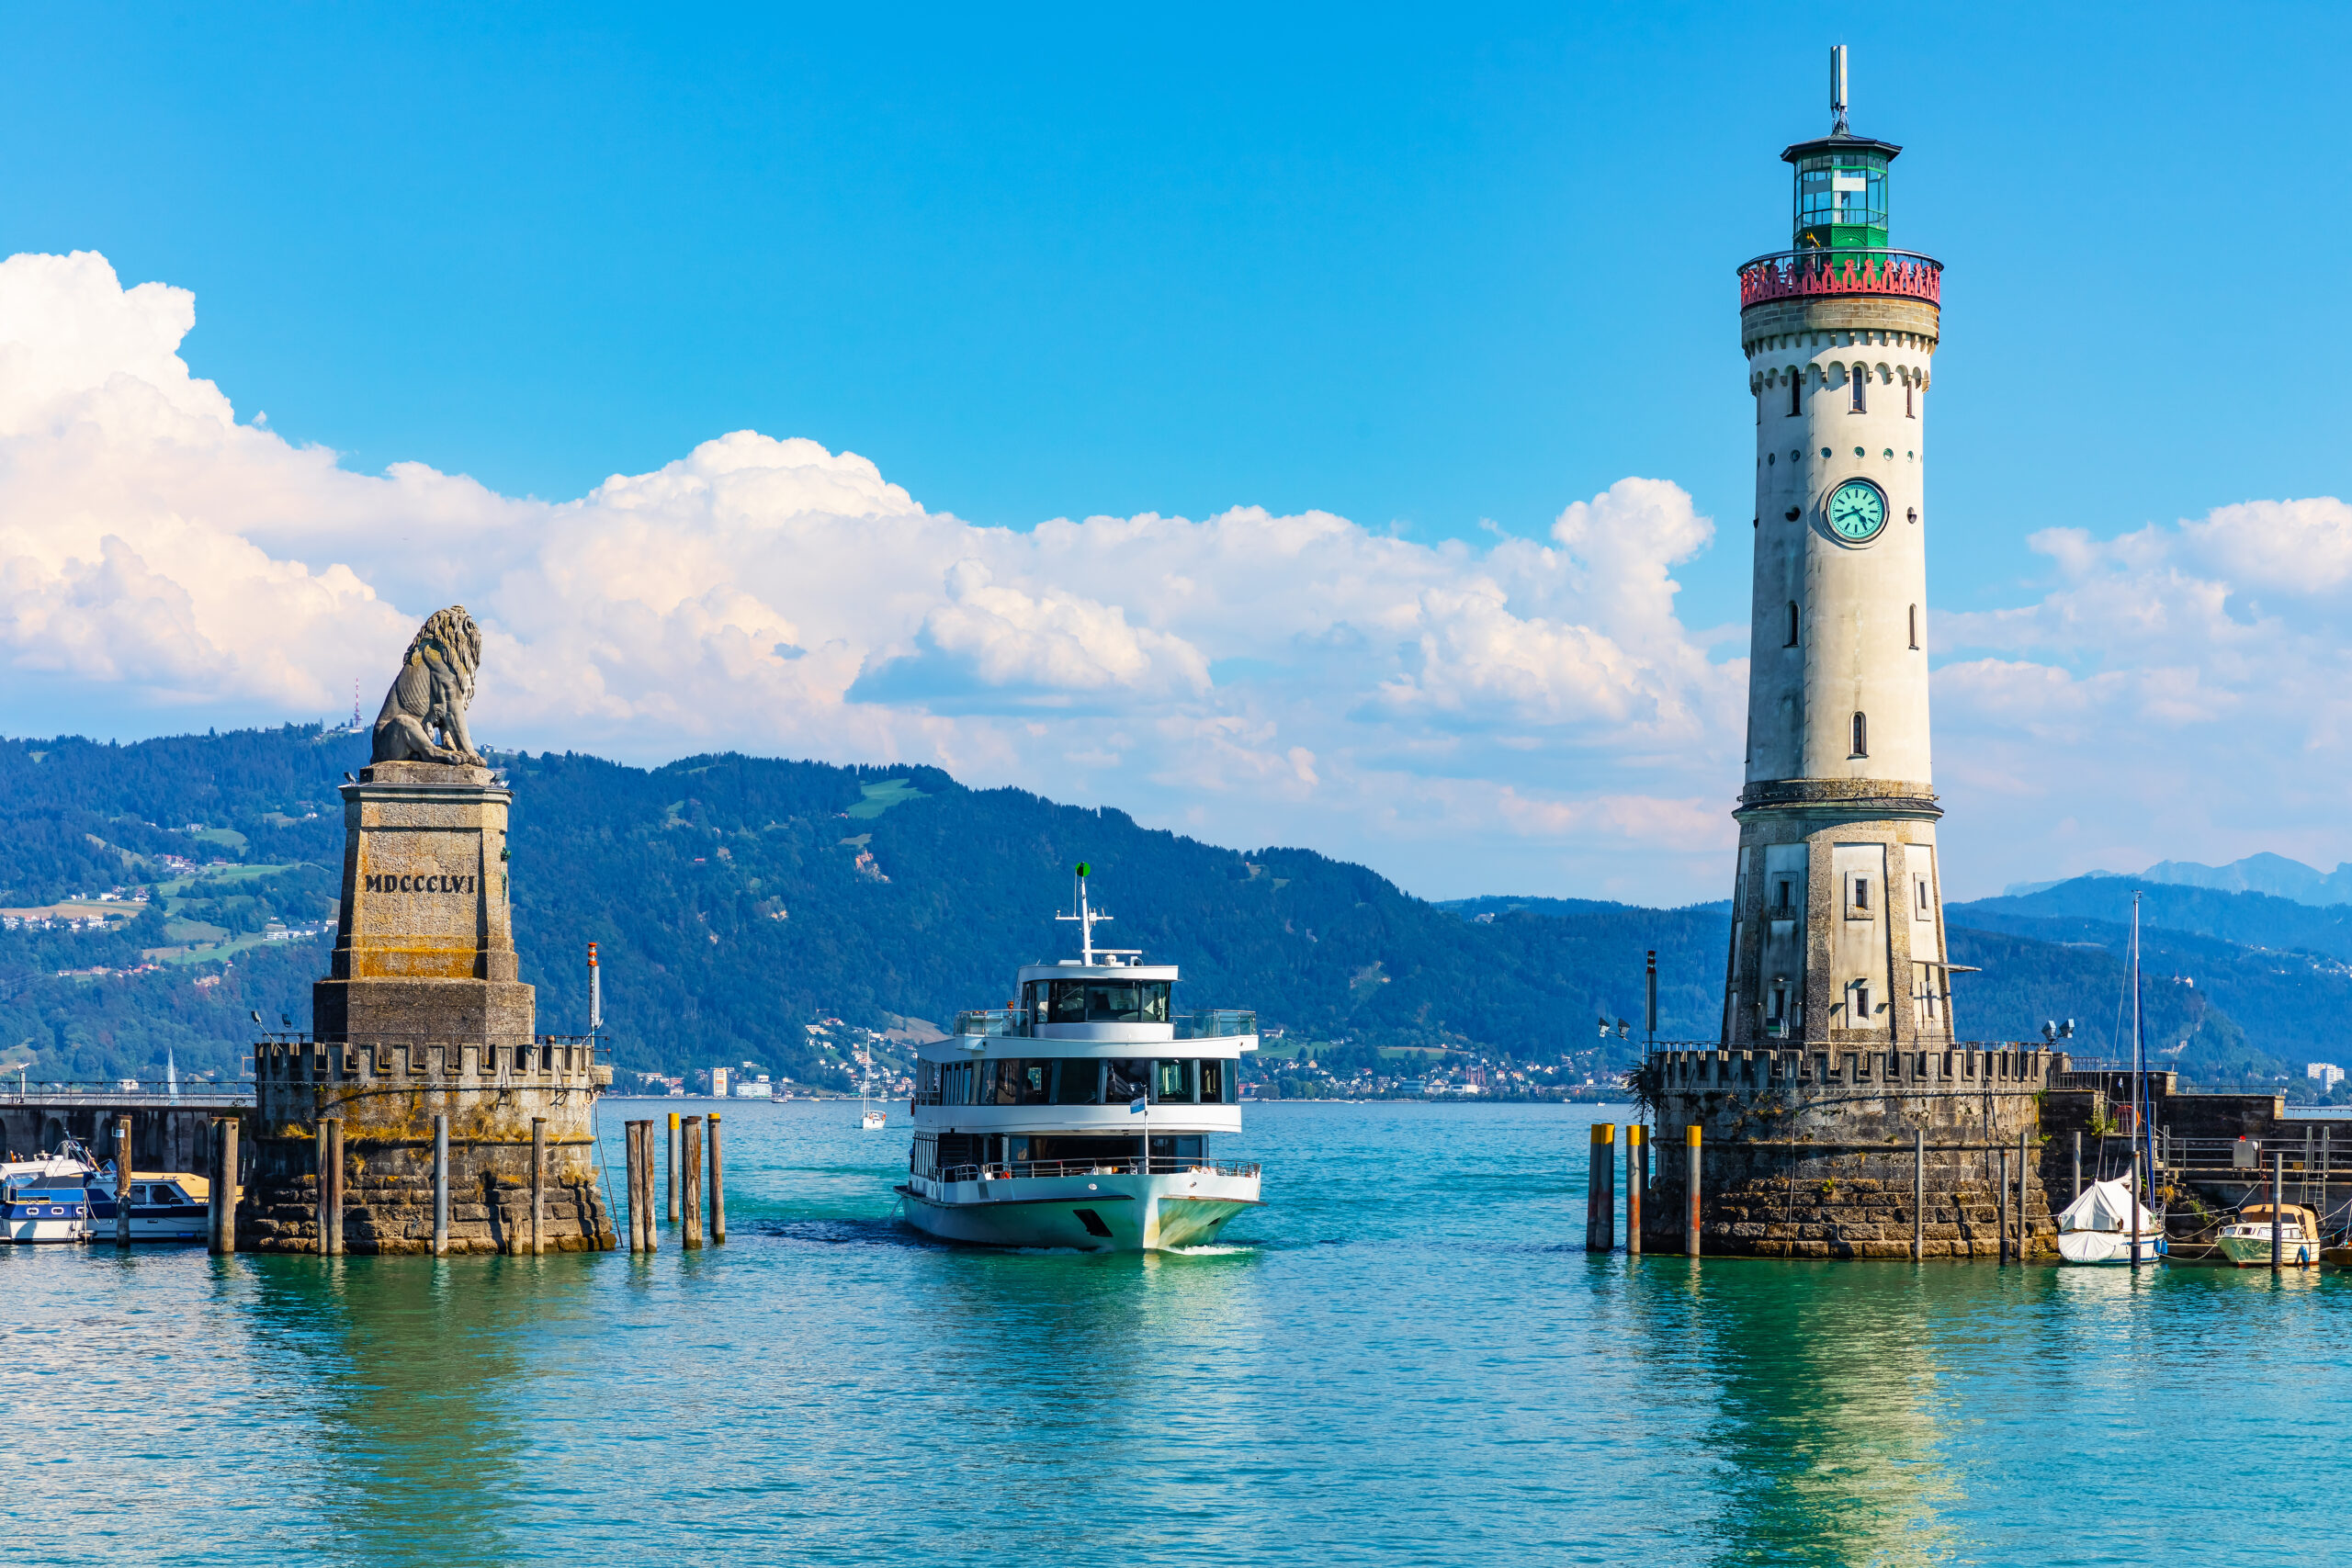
<box><xmin>0</xmin><ymin>249</ymin><xmax>1749</xmax><ymax>901</ymax></box>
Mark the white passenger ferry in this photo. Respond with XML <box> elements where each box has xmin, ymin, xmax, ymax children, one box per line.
<box><xmin>898</xmin><ymin>868</ymin><xmax>1262</xmax><ymax>1251</ymax></box>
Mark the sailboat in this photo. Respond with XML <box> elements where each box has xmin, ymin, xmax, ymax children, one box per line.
<box><xmin>860</xmin><ymin>1071</ymin><xmax>886</xmax><ymax>1131</ymax></box>
<box><xmin>2059</xmin><ymin>891</ymin><xmax>2168</xmax><ymax>1265</ymax></box>
<box><xmin>2053</xmin><ymin>1178</ymin><xmax>2165</xmax><ymax>1265</ymax></box>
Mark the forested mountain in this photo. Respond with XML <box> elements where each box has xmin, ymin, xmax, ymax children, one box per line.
<box><xmin>0</xmin><ymin>728</ymin><xmax>2341</xmax><ymax>1095</ymax></box>
<box><xmin>0</xmin><ymin>726</ymin><xmax>1736</xmax><ymax>1088</ymax></box>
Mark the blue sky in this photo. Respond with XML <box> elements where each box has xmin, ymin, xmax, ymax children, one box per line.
<box><xmin>11</xmin><ymin>5</ymin><xmax>2349</xmax><ymax>619</ymax></box>
<box><xmin>2</xmin><ymin>5</ymin><xmax>2351</xmax><ymax>900</ymax></box>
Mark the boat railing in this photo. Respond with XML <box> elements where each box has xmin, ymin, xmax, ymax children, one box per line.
<box><xmin>1172</xmin><ymin>1010</ymin><xmax>1256</xmax><ymax>1040</ymax></box>
<box><xmin>936</xmin><ymin>1157</ymin><xmax>1261</xmax><ymax>1183</ymax></box>
<box><xmin>953</xmin><ymin>1010</ymin><xmax>1024</xmax><ymax>1038</ymax></box>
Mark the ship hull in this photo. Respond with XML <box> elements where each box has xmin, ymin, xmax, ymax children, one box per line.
<box><xmin>896</xmin><ymin>1169</ymin><xmax>1259</xmax><ymax>1252</ymax></box>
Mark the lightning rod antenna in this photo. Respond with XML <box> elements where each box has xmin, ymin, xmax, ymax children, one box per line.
<box><xmin>1830</xmin><ymin>44</ymin><xmax>1849</xmax><ymax>135</ymax></box>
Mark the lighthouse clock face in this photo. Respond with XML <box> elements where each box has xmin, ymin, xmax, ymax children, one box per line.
<box><xmin>1827</xmin><ymin>479</ymin><xmax>1888</xmax><ymax>543</ymax></box>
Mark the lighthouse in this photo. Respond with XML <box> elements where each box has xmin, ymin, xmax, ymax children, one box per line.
<box><xmin>1719</xmin><ymin>47</ymin><xmax>1953</xmax><ymax>1052</ymax></box>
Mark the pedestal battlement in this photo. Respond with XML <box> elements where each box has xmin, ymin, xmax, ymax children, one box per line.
<box><xmin>1641</xmin><ymin>1045</ymin><xmax>2067</xmax><ymax>1259</ymax></box>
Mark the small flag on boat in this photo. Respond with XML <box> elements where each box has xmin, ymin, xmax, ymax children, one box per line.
<box><xmin>1130</xmin><ymin>1094</ymin><xmax>1147</xmax><ymax>1114</ymax></box>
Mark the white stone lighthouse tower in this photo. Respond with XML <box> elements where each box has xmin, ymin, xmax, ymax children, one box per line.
<box><xmin>1721</xmin><ymin>48</ymin><xmax>1954</xmax><ymax>1050</ymax></box>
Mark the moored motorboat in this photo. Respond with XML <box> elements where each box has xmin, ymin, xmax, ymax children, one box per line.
<box><xmin>2216</xmin><ymin>1202</ymin><xmax>2322</xmax><ymax>1268</ymax></box>
<box><xmin>897</xmin><ymin>864</ymin><xmax>1263</xmax><ymax>1251</ymax></box>
<box><xmin>1</xmin><ymin>1145</ymin><xmax>102</xmax><ymax>1244</ymax></box>
<box><xmin>2053</xmin><ymin>1177</ymin><xmax>2166</xmax><ymax>1266</ymax></box>
<box><xmin>86</xmin><ymin>1171</ymin><xmax>223</xmax><ymax>1242</ymax></box>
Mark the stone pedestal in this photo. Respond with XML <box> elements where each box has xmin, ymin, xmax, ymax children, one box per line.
<box><xmin>242</xmin><ymin>761</ymin><xmax>615</xmax><ymax>1254</ymax></box>
<box><xmin>1642</xmin><ymin>1045</ymin><xmax>2059</xmax><ymax>1259</ymax></box>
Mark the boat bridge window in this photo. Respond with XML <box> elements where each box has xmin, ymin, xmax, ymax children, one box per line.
<box><xmin>1036</xmin><ymin>980</ymin><xmax>1171</xmax><ymax>1024</ymax></box>
<box><xmin>1110</xmin><ymin>1059</ymin><xmax>1238</xmax><ymax>1105</ymax></box>
<box><xmin>1154</xmin><ymin>1059</ymin><xmax>1193</xmax><ymax>1102</ymax></box>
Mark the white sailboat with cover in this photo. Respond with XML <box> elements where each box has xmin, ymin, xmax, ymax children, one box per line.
<box><xmin>2053</xmin><ymin>1178</ymin><xmax>2165</xmax><ymax>1266</ymax></box>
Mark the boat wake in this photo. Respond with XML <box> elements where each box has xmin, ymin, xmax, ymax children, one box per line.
<box><xmin>752</xmin><ymin>1216</ymin><xmax>925</xmax><ymax>1248</ymax></box>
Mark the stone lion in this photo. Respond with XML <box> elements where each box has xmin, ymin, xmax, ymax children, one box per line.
<box><xmin>371</xmin><ymin>605</ymin><xmax>486</xmax><ymax>765</ymax></box>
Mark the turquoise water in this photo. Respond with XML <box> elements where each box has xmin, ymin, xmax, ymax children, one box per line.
<box><xmin>6</xmin><ymin>1099</ymin><xmax>2347</xmax><ymax>1565</ymax></box>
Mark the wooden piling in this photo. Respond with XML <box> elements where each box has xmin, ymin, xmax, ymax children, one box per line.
<box><xmin>1913</xmin><ymin>1128</ymin><xmax>1925</xmax><ymax>1261</ymax></box>
<box><xmin>621</xmin><ymin>1122</ymin><xmax>640</xmax><ymax>1252</ymax></box>
<box><xmin>2272</xmin><ymin>1149</ymin><xmax>2283</xmax><ymax>1271</ymax></box>
<box><xmin>209</xmin><ymin>1118</ymin><xmax>240</xmax><ymax>1256</ymax></box>
<box><xmin>1997</xmin><ymin>1149</ymin><xmax>2010</xmax><ymax>1263</ymax></box>
<box><xmin>640</xmin><ymin>1122</ymin><xmax>661</xmax><ymax>1252</ymax></box>
<box><xmin>681</xmin><ymin>1116</ymin><xmax>704</xmax><ymax>1250</ymax></box>
<box><xmin>322</xmin><ymin>1116</ymin><xmax>345</xmax><ymax>1257</ymax></box>
<box><xmin>709</xmin><ymin>1111</ymin><xmax>727</xmax><ymax>1246</ymax></box>
<box><xmin>1684</xmin><ymin>1124</ymin><xmax>1702</xmax><ymax>1258</ymax></box>
<box><xmin>1624</xmin><ymin>1125</ymin><xmax>1642</xmax><ymax>1257</ymax></box>
<box><xmin>433</xmin><ymin>1113</ymin><xmax>450</xmax><ymax>1258</ymax></box>
<box><xmin>114</xmin><ymin>1115</ymin><xmax>132</xmax><ymax>1249</ymax></box>
<box><xmin>2018</xmin><ymin>1127</ymin><xmax>2030</xmax><ymax>1261</ymax></box>
<box><xmin>530</xmin><ymin>1117</ymin><xmax>547</xmax><ymax>1257</ymax></box>
<box><xmin>668</xmin><ymin>1111</ymin><xmax>681</xmax><ymax>1224</ymax></box>
<box><xmin>204</xmin><ymin>1118</ymin><xmax>223</xmax><ymax>1253</ymax></box>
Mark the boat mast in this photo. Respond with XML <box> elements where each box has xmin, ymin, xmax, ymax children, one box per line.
<box><xmin>1057</xmin><ymin>862</ymin><xmax>1110</xmax><ymax>964</ymax></box>
<box><xmin>2131</xmin><ymin>892</ymin><xmax>2143</xmax><ymax>1265</ymax></box>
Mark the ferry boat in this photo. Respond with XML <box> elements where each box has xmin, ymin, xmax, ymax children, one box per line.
<box><xmin>897</xmin><ymin>867</ymin><xmax>1262</xmax><ymax>1251</ymax></box>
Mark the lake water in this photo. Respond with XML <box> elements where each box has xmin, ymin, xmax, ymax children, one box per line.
<box><xmin>6</xmin><ymin>1098</ymin><xmax>2347</xmax><ymax>1565</ymax></box>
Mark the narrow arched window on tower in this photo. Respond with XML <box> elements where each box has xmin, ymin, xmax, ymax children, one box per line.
<box><xmin>1905</xmin><ymin>380</ymin><xmax>1915</xmax><ymax>418</ymax></box>
<box><xmin>1908</xmin><ymin>604</ymin><xmax>1919</xmax><ymax>649</ymax></box>
<box><xmin>1788</xmin><ymin>376</ymin><xmax>1801</xmax><ymax>417</ymax></box>
<box><xmin>1850</xmin><ymin>711</ymin><xmax>1868</xmax><ymax>757</ymax></box>
<box><xmin>1849</xmin><ymin>367</ymin><xmax>1867</xmax><ymax>413</ymax></box>
<box><xmin>1785</xmin><ymin>602</ymin><xmax>1800</xmax><ymax>647</ymax></box>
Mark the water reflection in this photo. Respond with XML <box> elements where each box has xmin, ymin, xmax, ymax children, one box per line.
<box><xmin>246</xmin><ymin>1252</ymin><xmax>603</xmax><ymax>1564</ymax></box>
<box><xmin>1657</xmin><ymin>1260</ymin><xmax>1973</xmax><ymax>1566</ymax></box>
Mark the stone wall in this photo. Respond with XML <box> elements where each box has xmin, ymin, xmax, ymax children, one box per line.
<box><xmin>1642</xmin><ymin>1044</ymin><xmax>2058</xmax><ymax>1258</ymax></box>
<box><xmin>244</xmin><ymin>1038</ymin><xmax>614</xmax><ymax>1255</ymax></box>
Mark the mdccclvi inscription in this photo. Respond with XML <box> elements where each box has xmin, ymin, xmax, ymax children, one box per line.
<box><xmin>363</xmin><ymin>872</ymin><xmax>480</xmax><ymax>894</ymax></box>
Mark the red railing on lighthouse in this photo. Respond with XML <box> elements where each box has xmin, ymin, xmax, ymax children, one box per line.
<box><xmin>1737</xmin><ymin>249</ymin><xmax>1942</xmax><ymax>308</ymax></box>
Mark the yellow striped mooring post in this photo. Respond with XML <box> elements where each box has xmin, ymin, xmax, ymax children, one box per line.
<box><xmin>1585</xmin><ymin>1122</ymin><xmax>1615</xmax><ymax>1251</ymax></box>
<box><xmin>1625</xmin><ymin>1125</ymin><xmax>1644</xmax><ymax>1257</ymax></box>
<box><xmin>1684</xmin><ymin>1124</ymin><xmax>1702</xmax><ymax>1258</ymax></box>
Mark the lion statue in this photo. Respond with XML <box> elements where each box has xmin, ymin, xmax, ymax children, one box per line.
<box><xmin>371</xmin><ymin>605</ymin><xmax>486</xmax><ymax>765</ymax></box>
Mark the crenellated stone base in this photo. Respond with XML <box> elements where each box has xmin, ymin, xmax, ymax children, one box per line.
<box><xmin>1643</xmin><ymin>1044</ymin><xmax>2062</xmax><ymax>1260</ymax></box>
<box><xmin>242</xmin><ymin>1168</ymin><xmax>611</xmax><ymax>1255</ymax></box>
<box><xmin>1668</xmin><ymin>1164</ymin><xmax>2055</xmax><ymax>1259</ymax></box>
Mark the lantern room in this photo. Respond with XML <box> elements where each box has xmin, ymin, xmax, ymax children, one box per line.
<box><xmin>1784</xmin><ymin>135</ymin><xmax>1901</xmax><ymax>252</ymax></box>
